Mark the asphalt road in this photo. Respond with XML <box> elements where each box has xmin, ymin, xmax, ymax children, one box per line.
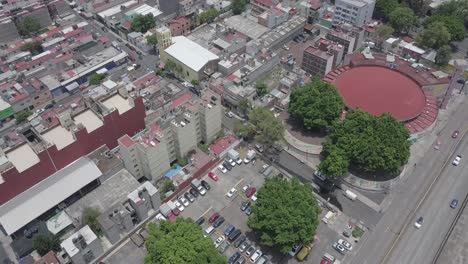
<box><xmin>350</xmin><ymin>98</ymin><xmax>468</xmax><ymax>264</ymax></box>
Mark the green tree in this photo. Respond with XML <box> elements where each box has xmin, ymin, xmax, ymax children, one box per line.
<box><xmin>247</xmin><ymin>177</ymin><xmax>320</xmax><ymax>254</ymax></box>
<box><xmin>131</xmin><ymin>14</ymin><xmax>156</xmax><ymax>33</ymax></box>
<box><xmin>89</xmin><ymin>73</ymin><xmax>106</xmax><ymax>85</ymax></box>
<box><xmin>416</xmin><ymin>22</ymin><xmax>451</xmax><ymax>49</ymax></box>
<box><xmin>424</xmin><ymin>16</ymin><xmax>465</xmax><ymax>41</ymax></box>
<box><xmin>232</xmin><ymin>0</ymin><xmax>247</xmax><ymax>15</ymax></box>
<box><xmin>318</xmin><ymin>148</ymin><xmax>349</xmax><ymax>178</ymax></box>
<box><xmin>249</xmin><ymin>107</ymin><xmax>284</xmax><ymax>147</ymax></box>
<box><xmin>160</xmin><ymin>178</ymin><xmax>175</xmax><ymax>193</ymax></box>
<box><xmin>191</xmin><ymin>79</ymin><xmax>199</xmax><ymax>86</ymax></box>
<box><xmin>198</xmin><ymin>8</ymin><xmax>219</xmax><ymax>24</ymax></box>
<box><xmin>233</xmin><ymin>120</ymin><xmax>255</xmax><ymax>139</ymax></box>
<box><xmin>375</xmin><ymin>0</ymin><xmax>400</xmax><ymax>20</ymax></box>
<box><xmin>20</xmin><ymin>41</ymin><xmax>43</xmax><ymax>55</ymax></box>
<box><xmin>289</xmin><ymin>79</ymin><xmax>345</xmax><ymax>131</ymax></box>
<box><xmin>389</xmin><ymin>7</ymin><xmax>419</xmax><ymax>33</ymax></box>
<box><xmin>15</xmin><ymin>110</ymin><xmax>32</xmax><ymax>124</ymax></box>
<box><xmin>322</xmin><ymin>110</ymin><xmax>410</xmax><ymax>175</ymax></box>
<box><xmin>18</xmin><ymin>17</ymin><xmax>41</xmax><ymax>36</ymax></box>
<box><xmin>435</xmin><ymin>0</ymin><xmax>468</xmax><ymax>26</ymax></box>
<box><xmin>82</xmin><ymin>207</ymin><xmax>102</xmax><ymax>236</ymax></box>
<box><xmin>146</xmin><ymin>34</ymin><xmax>158</xmax><ymax>45</ymax></box>
<box><xmin>145</xmin><ymin>218</ymin><xmax>226</xmax><ymax>264</ymax></box>
<box><xmin>403</xmin><ymin>0</ymin><xmax>429</xmax><ymax>16</ymax></box>
<box><xmin>435</xmin><ymin>45</ymin><xmax>452</xmax><ymax>66</ymax></box>
<box><xmin>165</xmin><ymin>60</ymin><xmax>177</xmax><ymax>71</ymax></box>
<box><xmin>32</xmin><ymin>234</ymin><xmax>60</xmax><ymax>255</ymax></box>
<box><xmin>255</xmin><ymin>81</ymin><xmax>268</xmax><ymax>97</ymax></box>
<box><xmin>376</xmin><ymin>25</ymin><xmax>395</xmax><ymax>40</ymax></box>
<box><xmin>237</xmin><ymin>99</ymin><xmax>251</xmax><ymax>116</ymax></box>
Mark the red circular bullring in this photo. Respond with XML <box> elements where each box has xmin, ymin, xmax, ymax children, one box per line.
<box><xmin>332</xmin><ymin>65</ymin><xmax>426</xmax><ymax>121</ymax></box>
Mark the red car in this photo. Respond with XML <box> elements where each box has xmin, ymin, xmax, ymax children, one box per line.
<box><xmin>166</xmin><ymin>212</ymin><xmax>176</xmax><ymax>222</ymax></box>
<box><xmin>320</xmin><ymin>259</ymin><xmax>331</xmax><ymax>264</ymax></box>
<box><xmin>245</xmin><ymin>187</ymin><xmax>256</xmax><ymax>198</ymax></box>
<box><xmin>172</xmin><ymin>208</ymin><xmax>180</xmax><ymax>216</ymax></box>
<box><xmin>208</xmin><ymin>171</ymin><xmax>219</xmax><ymax>181</ymax></box>
<box><xmin>209</xmin><ymin>212</ymin><xmax>220</xmax><ymax>223</ymax></box>
<box><xmin>128</xmin><ymin>55</ymin><xmax>136</xmax><ymax>62</ymax></box>
<box><xmin>452</xmin><ymin>130</ymin><xmax>459</xmax><ymax>138</ymax></box>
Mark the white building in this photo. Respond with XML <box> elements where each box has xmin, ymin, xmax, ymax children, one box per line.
<box><xmin>333</xmin><ymin>0</ymin><xmax>375</xmax><ymax>27</ymax></box>
<box><xmin>60</xmin><ymin>225</ymin><xmax>103</xmax><ymax>264</ymax></box>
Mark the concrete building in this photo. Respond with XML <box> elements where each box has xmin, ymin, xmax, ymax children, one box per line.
<box><xmin>0</xmin><ymin>18</ymin><xmax>20</xmax><ymax>44</ymax></box>
<box><xmin>0</xmin><ymin>98</ymin><xmax>14</xmax><ymax>121</ymax></box>
<box><xmin>326</xmin><ymin>24</ymin><xmax>364</xmax><ymax>60</ymax></box>
<box><xmin>60</xmin><ymin>225</ymin><xmax>103</xmax><ymax>264</ymax></box>
<box><xmin>251</xmin><ymin>0</ymin><xmax>277</xmax><ymax>15</ymax></box>
<box><xmin>302</xmin><ymin>45</ymin><xmax>335</xmax><ymax>77</ymax></box>
<box><xmin>257</xmin><ymin>7</ymin><xmax>288</xmax><ymax>29</ymax></box>
<box><xmin>127</xmin><ymin>181</ymin><xmax>160</xmax><ymax>221</ymax></box>
<box><xmin>161</xmin><ymin>36</ymin><xmax>219</xmax><ymax>81</ymax></box>
<box><xmin>179</xmin><ymin>0</ymin><xmax>196</xmax><ymax>16</ymax></box>
<box><xmin>156</xmin><ymin>26</ymin><xmax>173</xmax><ymax>52</ymax></box>
<box><xmin>158</xmin><ymin>0</ymin><xmax>180</xmax><ymax>16</ymax></box>
<box><xmin>98</xmin><ymin>202</ymin><xmax>134</xmax><ymax>244</ymax></box>
<box><xmin>168</xmin><ymin>17</ymin><xmax>191</xmax><ymax>36</ymax></box>
<box><xmin>333</xmin><ymin>0</ymin><xmax>375</xmax><ymax>27</ymax></box>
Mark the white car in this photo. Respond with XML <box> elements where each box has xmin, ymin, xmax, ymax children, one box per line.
<box><xmin>218</xmin><ymin>165</ymin><xmax>227</xmax><ymax>174</ymax></box>
<box><xmin>251</xmin><ymin>194</ymin><xmax>258</xmax><ymax>202</ymax></box>
<box><xmin>250</xmin><ymin>249</ymin><xmax>262</xmax><ymax>263</ymax></box>
<box><xmin>227</xmin><ymin>158</ymin><xmax>236</xmax><ymax>167</ymax></box>
<box><xmin>453</xmin><ymin>155</ymin><xmax>461</xmax><ymax>166</ymax></box>
<box><xmin>243</xmin><ymin>158</ymin><xmax>250</xmax><ymax>164</ymax></box>
<box><xmin>214</xmin><ymin>235</ymin><xmax>225</xmax><ymax>248</ymax></box>
<box><xmin>197</xmin><ymin>185</ymin><xmax>207</xmax><ymax>196</ymax></box>
<box><xmin>178</xmin><ymin>197</ymin><xmax>189</xmax><ymax>207</ymax></box>
<box><xmin>338</xmin><ymin>239</ymin><xmax>352</xmax><ymax>251</ymax></box>
<box><xmin>175</xmin><ymin>201</ymin><xmax>185</xmax><ymax>212</ymax></box>
<box><xmin>242</xmin><ymin>184</ymin><xmax>250</xmax><ymax>193</ymax></box>
<box><xmin>236</xmin><ymin>157</ymin><xmax>242</xmax><ymax>165</ymax></box>
<box><xmin>226</xmin><ymin>188</ymin><xmax>237</xmax><ymax>197</ymax></box>
<box><xmin>155</xmin><ymin>213</ymin><xmax>166</xmax><ymax>221</ymax></box>
<box><xmin>414</xmin><ymin>217</ymin><xmax>423</xmax><ymax>229</ymax></box>
<box><xmin>227</xmin><ymin>111</ymin><xmax>234</xmax><ymax>118</ymax></box>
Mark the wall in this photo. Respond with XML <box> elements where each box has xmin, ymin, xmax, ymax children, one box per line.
<box><xmin>0</xmin><ymin>97</ymin><xmax>146</xmax><ymax>205</ymax></box>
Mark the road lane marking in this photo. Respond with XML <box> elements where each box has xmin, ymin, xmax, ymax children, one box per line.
<box><xmin>200</xmin><ymin>206</ymin><xmax>213</xmax><ymax>218</ymax></box>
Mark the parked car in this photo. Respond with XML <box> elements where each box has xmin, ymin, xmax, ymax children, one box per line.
<box><xmin>245</xmin><ymin>187</ymin><xmax>256</xmax><ymax>198</ymax></box>
<box><xmin>172</xmin><ymin>208</ymin><xmax>180</xmax><ymax>216</ymax></box>
<box><xmin>228</xmin><ymin>229</ymin><xmax>241</xmax><ymax>242</ymax></box>
<box><xmin>236</xmin><ymin>157</ymin><xmax>243</xmax><ymax>165</ymax></box>
<box><xmin>288</xmin><ymin>245</ymin><xmax>302</xmax><ymax>256</ymax></box>
<box><xmin>239</xmin><ymin>241</ymin><xmax>250</xmax><ymax>252</ymax></box>
<box><xmin>250</xmin><ymin>250</ymin><xmax>262</xmax><ymax>263</ymax></box>
<box><xmin>414</xmin><ymin>216</ymin><xmax>424</xmax><ymax>229</ymax></box>
<box><xmin>128</xmin><ymin>55</ymin><xmax>136</xmax><ymax>62</ymax></box>
<box><xmin>189</xmin><ymin>187</ymin><xmax>199</xmax><ymax>197</ymax></box>
<box><xmin>223</xmin><ymin>162</ymin><xmax>232</xmax><ymax>171</ymax></box>
<box><xmin>196</xmin><ymin>217</ymin><xmax>205</xmax><ymax>225</ymax></box>
<box><xmin>175</xmin><ymin>201</ymin><xmax>185</xmax><ymax>212</ymax></box>
<box><xmin>235</xmin><ymin>257</ymin><xmax>246</xmax><ymax>264</ymax></box>
<box><xmin>214</xmin><ymin>236</ymin><xmax>225</xmax><ymax>248</ymax></box>
<box><xmin>224</xmin><ymin>225</ymin><xmax>236</xmax><ymax>236</ymax></box>
<box><xmin>209</xmin><ymin>212</ymin><xmax>220</xmax><ymax>223</ymax></box>
<box><xmin>242</xmin><ymin>184</ymin><xmax>250</xmax><ymax>193</ymax></box>
<box><xmin>218</xmin><ymin>165</ymin><xmax>228</xmax><ymax>174</ymax></box>
<box><xmin>227</xmin><ymin>111</ymin><xmax>234</xmax><ymax>118</ymax></box>
<box><xmin>208</xmin><ymin>171</ymin><xmax>219</xmax><ymax>181</ymax></box>
<box><xmin>452</xmin><ymin>130</ymin><xmax>460</xmax><ymax>138</ymax></box>
<box><xmin>333</xmin><ymin>242</ymin><xmax>345</xmax><ymax>254</ymax></box>
<box><xmin>136</xmin><ymin>50</ymin><xmax>142</xmax><ymax>55</ymax></box>
<box><xmin>453</xmin><ymin>155</ymin><xmax>462</xmax><ymax>166</ymax></box>
<box><xmin>227</xmin><ymin>188</ymin><xmax>238</xmax><ymax>197</ymax></box>
<box><xmin>451</xmin><ymin>199</ymin><xmax>459</xmax><ymax>209</ymax></box>
<box><xmin>245</xmin><ymin>207</ymin><xmax>253</xmax><ymax>216</ymax></box>
<box><xmin>184</xmin><ymin>192</ymin><xmax>195</xmax><ymax>203</ymax></box>
<box><xmin>241</xmin><ymin>201</ymin><xmax>251</xmax><ymax>211</ymax></box>
<box><xmin>234</xmin><ymin>235</ymin><xmax>246</xmax><ymax>248</ymax></box>
<box><xmin>218</xmin><ymin>241</ymin><xmax>230</xmax><ymax>253</ymax></box>
<box><xmin>201</xmin><ymin>180</ymin><xmax>211</xmax><ymax>190</ymax></box>
<box><xmin>246</xmin><ymin>246</ymin><xmax>256</xmax><ymax>256</ymax></box>
<box><xmin>178</xmin><ymin>196</ymin><xmax>189</xmax><ymax>207</ymax></box>
<box><xmin>197</xmin><ymin>185</ymin><xmax>207</xmax><ymax>196</ymax></box>
<box><xmin>229</xmin><ymin>252</ymin><xmax>241</xmax><ymax>264</ymax></box>
<box><xmin>213</xmin><ymin>216</ymin><xmax>225</xmax><ymax>227</ymax></box>
<box><xmin>227</xmin><ymin>158</ymin><xmax>236</xmax><ymax>167</ymax></box>
<box><xmin>338</xmin><ymin>239</ymin><xmax>352</xmax><ymax>251</ymax></box>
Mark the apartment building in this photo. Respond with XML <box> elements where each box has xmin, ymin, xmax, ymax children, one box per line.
<box><xmin>326</xmin><ymin>24</ymin><xmax>364</xmax><ymax>60</ymax></box>
<box><xmin>119</xmin><ymin>91</ymin><xmax>222</xmax><ymax>180</ymax></box>
<box><xmin>333</xmin><ymin>0</ymin><xmax>375</xmax><ymax>27</ymax></box>
<box><xmin>251</xmin><ymin>0</ymin><xmax>277</xmax><ymax>15</ymax></box>
<box><xmin>302</xmin><ymin>45</ymin><xmax>335</xmax><ymax>77</ymax></box>
<box><xmin>168</xmin><ymin>17</ymin><xmax>191</xmax><ymax>36</ymax></box>
<box><xmin>60</xmin><ymin>225</ymin><xmax>103</xmax><ymax>264</ymax></box>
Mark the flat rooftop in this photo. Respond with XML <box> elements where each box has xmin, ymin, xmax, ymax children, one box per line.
<box><xmin>41</xmin><ymin>125</ymin><xmax>75</xmax><ymax>150</ymax></box>
<box><xmin>5</xmin><ymin>144</ymin><xmax>40</xmax><ymax>173</ymax></box>
<box><xmin>74</xmin><ymin>110</ymin><xmax>103</xmax><ymax>133</ymax></box>
<box><xmin>224</xmin><ymin>15</ymin><xmax>269</xmax><ymax>39</ymax></box>
<box><xmin>101</xmin><ymin>94</ymin><xmax>132</xmax><ymax>115</ymax></box>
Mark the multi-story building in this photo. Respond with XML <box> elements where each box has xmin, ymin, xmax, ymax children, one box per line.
<box><xmin>302</xmin><ymin>45</ymin><xmax>335</xmax><ymax>77</ymax></box>
<box><xmin>60</xmin><ymin>225</ymin><xmax>103</xmax><ymax>264</ymax></box>
<box><xmin>257</xmin><ymin>7</ymin><xmax>288</xmax><ymax>29</ymax></box>
<box><xmin>168</xmin><ymin>17</ymin><xmax>191</xmax><ymax>36</ymax></box>
<box><xmin>179</xmin><ymin>0</ymin><xmax>196</xmax><ymax>16</ymax></box>
<box><xmin>326</xmin><ymin>24</ymin><xmax>364</xmax><ymax>60</ymax></box>
<box><xmin>333</xmin><ymin>0</ymin><xmax>375</xmax><ymax>27</ymax></box>
<box><xmin>251</xmin><ymin>0</ymin><xmax>277</xmax><ymax>15</ymax></box>
<box><xmin>156</xmin><ymin>26</ymin><xmax>173</xmax><ymax>52</ymax></box>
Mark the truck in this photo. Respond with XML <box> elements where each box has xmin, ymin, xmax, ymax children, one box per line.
<box><xmin>111</xmin><ymin>41</ymin><xmax>120</xmax><ymax>51</ymax></box>
<box><xmin>167</xmin><ymin>200</ymin><xmax>177</xmax><ymax>211</ymax></box>
<box><xmin>244</xmin><ymin>150</ymin><xmax>256</xmax><ymax>163</ymax></box>
<box><xmin>191</xmin><ymin>179</ymin><xmax>206</xmax><ymax>195</ymax></box>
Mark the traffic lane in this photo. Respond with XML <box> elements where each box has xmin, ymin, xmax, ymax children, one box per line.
<box><xmin>387</xmin><ymin>137</ymin><xmax>468</xmax><ymax>264</ymax></box>
<box><xmin>351</xmin><ymin>100</ymin><xmax>468</xmax><ymax>264</ymax></box>
<box><xmin>275</xmin><ymin>150</ymin><xmax>315</xmax><ymax>182</ymax></box>
<box><xmin>332</xmin><ymin>191</ymin><xmax>382</xmax><ymax>229</ymax></box>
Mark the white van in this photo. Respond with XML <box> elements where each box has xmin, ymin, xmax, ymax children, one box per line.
<box><xmin>323</xmin><ymin>253</ymin><xmax>335</xmax><ymax>262</ymax></box>
<box><xmin>204</xmin><ymin>226</ymin><xmax>215</xmax><ymax>236</ymax></box>
<box><xmin>321</xmin><ymin>211</ymin><xmax>336</xmax><ymax>224</ymax></box>
<box><xmin>344</xmin><ymin>190</ymin><xmax>357</xmax><ymax>201</ymax></box>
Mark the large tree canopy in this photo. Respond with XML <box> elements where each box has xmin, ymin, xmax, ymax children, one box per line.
<box><xmin>199</xmin><ymin>8</ymin><xmax>219</xmax><ymax>24</ymax></box>
<box><xmin>231</xmin><ymin>0</ymin><xmax>247</xmax><ymax>15</ymax></box>
<box><xmin>416</xmin><ymin>21</ymin><xmax>451</xmax><ymax>49</ymax></box>
<box><xmin>321</xmin><ymin>110</ymin><xmax>410</xmax><ymax>176</ymax></box>
<box><xmin>375</xmin><ymin>0</ymin><xmax>400</xmax><ymax>20</ymax></box>
<box><xmin>234</xmin><ymin>107</ymin><xmax>284</xmax><ymax>147</ymax></box>
<box><xmin>435</xmin><ymin>0</ymin><xmax>468</xmax><ymax>27</ymax></box>
<box><xmin>131</xmin><ymin>14</ymin><xmax>156</xmax><ymax>33</ymax></box>
<box><xmin>18</xmin><ymin>17</ymin><xmax>41</xmax><ymax>36</ymax></box>
<box><xmin>424</xmin><ymin>15</ymin><xmax>465</xmax><ymax>41</ymax></box>
<box><xmin>247</xmin><ymin>177</ymin><xmax>320</xmax><ymax>254</ymax></box>
<box><xmin>389</xmin><ymin>7</ymin><xmax>419</xmax><ymax>33</ymax></box>
<box><xmin>145</xmin><ymin>218</ymin><xmax>226</xmax><ymax>264</ymax></box>
<box><xmin>289</xmin><ymin>79</ymin><xmax>345</xmax><ymax>131</ymax></box>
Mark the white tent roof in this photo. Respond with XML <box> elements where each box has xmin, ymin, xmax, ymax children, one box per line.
<box><xmin>0</xmin><ymin>157</ymin><xmax>102</xmax><ymax>235</ymax></box>
<box><xmin>165</xmin><ymin>36</ymin><xmax>219</xmax><ymax>72</ymax></box>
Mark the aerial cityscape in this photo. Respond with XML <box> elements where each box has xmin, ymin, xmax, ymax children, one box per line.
<box><xmin>0</xmin><ymin>0</ymin><xmax>466</xmax><ymax>263</ymax></box>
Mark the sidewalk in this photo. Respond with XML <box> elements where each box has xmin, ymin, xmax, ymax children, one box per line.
<box><xmin>283</xmin><ymin>128</ymin><xmax>322</xmax><ymax>155</ymax></box>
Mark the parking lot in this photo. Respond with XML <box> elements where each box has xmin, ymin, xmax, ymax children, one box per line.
<box><xmin>178</xmin><ymin>154</ymin><xmax>273</xmax><ymax>263</ymax></box>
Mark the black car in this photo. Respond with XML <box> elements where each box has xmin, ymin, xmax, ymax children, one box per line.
<box><xmin>136</xmin><ymin>50</ymin><xmax>142</xmax><ymax>55</ymax></box>
<box><xmin>213</xmin><ymin>216</ymin><xmax>225</xmax><ymax>228</ymax></box>
<box><xmin>201</xmin><ymin>180</ymin><xmax>211</xmax><ymax>190</ymax></box>
<box><xmin>196</xmin><ymin>217</ymin><xmax>205</xmax><ymax>225</ymax></box>
<box><xmin>229</xmin><ymin>252</ymin><xmax>241</xmax><ymax>264</ymax></box>
<box><xmin>184</xmin><ymin>192</ymin><xmax>195</xmax><ymax>202</ymax></box>
<box><xmin>245</xmin><ymin>207</ymin><xmax>253</xmax><ymax>216</ymax></box>
<box><xmin>240</xmin><ymin>201</ymin><xmax>250</xmax><ymax>211</ymax></box>
<box><xmin>190</xmin><ymin>187</ymin><xmax>199</xmax><ymax>197</ymax></box>
<box><xmin>234</xmin><ymin>235</ymin><xmax>246</xmax><ymax>248</ymax></box>
<box><xmin>228</xmin><ymin>229</ymin><xmax>242</xmax><ymax>242</ymax></box>
<box><xmin>223</xmin><ymin>162</ymin><xmax>232</xmax><ymax>171</ymax></box>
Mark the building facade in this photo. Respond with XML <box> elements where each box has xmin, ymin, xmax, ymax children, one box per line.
<box><xmin>333</xmin><ymin>0</ymin><xmax>375</xmax><ymax>27</ymax></box>
<box><xmin>302</xmin><ymin>46</ymin><xmax>334</xmax><ymax>77</ymax></box>
<box><xmin>60</xmin><ymin>225</ymin><xmax>103</xmax><ymax>264</ymax></box>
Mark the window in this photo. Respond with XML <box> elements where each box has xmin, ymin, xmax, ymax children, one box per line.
<box><xmin>134</xmin><ymin>164</ymin><xmax>138</xmax><ymax>168</ymax></box>
<box><xmin>34</xmin><ymin>96</ymin><xmax>39</xmax><ymax>100</ymax></box>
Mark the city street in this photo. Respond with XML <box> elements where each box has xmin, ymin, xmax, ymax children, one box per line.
<box><xmin>350</xmin><ymin>96</ymin><xmax>468</xmax><ymax>264</ymax></box>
